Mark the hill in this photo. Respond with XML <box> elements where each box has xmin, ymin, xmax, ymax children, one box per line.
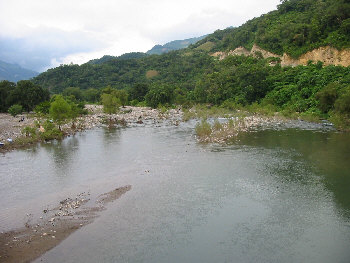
<box><xmin>0</xmin><ymin>60</ymin><xmax>38</xmax><ymax>82</ymax></box>
<box><xmin>88</xmin><ymin>52</ymin><xmax>148</xmax><ymax>65</ymax></box>
<box><xmin>146</xmin><ymin>35</ymin><xmax>207</xmax><ymax>55</ymax></box>
<box><xmin>191</xmin><ymin>0</ymin><xmax>350</xmax><ymax>58</ymax></box>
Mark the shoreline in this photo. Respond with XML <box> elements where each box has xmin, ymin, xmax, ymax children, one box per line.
<box><xmin>0</xmin><ymin>105</ymin><xmax>183</xmax><ymax>154</ymax></box>
<box><xmin>0</xmin><ymin>185</ymin><xmax>131</xmax><ymax>263</ymax></box>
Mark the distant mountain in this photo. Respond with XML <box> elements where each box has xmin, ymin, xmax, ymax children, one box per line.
<box><xmin>146</xmin><ymin>35</ymin><xmax>207</xmax><ymax>55</ymax></box>
<box><xmin>88</xmin><ymin>52</ymin><xmax>148</xmax><ymax>65</ymax></box>
<box><xmin>0</xmin><ymin>60</ymin><xmax>38</xmax><ymax>82</ymax></box>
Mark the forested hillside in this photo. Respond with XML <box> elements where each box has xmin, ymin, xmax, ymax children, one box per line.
<box><xmin>191</xmin><ymin>0</ymin><xmax>350</xmax><ymax>58</ymax></box>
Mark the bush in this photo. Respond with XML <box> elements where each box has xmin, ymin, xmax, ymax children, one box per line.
<box><xmin>34</xmin><ymin>101</ymin><xmax>51</xmax><ymax>114</ymax></box>
<box><xmin>145</xmin><ymin>84</ymin><xmax>174</xmax><ymax>108</ymax></box>
<box><xmin>8</xmin><ymin>104</ymin><xmax>23</xmax><ymax>117</ymax></box>
<box><xmin>195</xmin><ymin>119</ymin><xmax>212</xmax><ymax>138</ymax></box>
<box><xmin>316</xmin><ymin>83</ymin><xmax>339</xmax><ymax>113</ymax></box>
<box><xmin>334</xmin><ymin>88</ymin><xmax>350</xmax><ymax>116</ymax></box>
<box><xmin>22</xmin><ymin>126</ymin><xmax>37</xmax><ymax>138</ymax></box>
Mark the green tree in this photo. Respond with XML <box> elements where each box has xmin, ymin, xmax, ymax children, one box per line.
<box><xmin>83</xmin><ymin>88</ymin><xmax>100</xmax><ymax>103</ymax></box>
<box><xmin>129</xmin><ymin>83</ymin><xmax>149</xmax><ymax>101</ymax></box>
<box><xmin>101</xmin><ymin>93</ymin><xmax>120</xmax><ymax>114</ymax></box>
<box><xmin>49</xmin><ymin>95</ymin><xmax>72</xmax><ymax>130</ymax></box>
<box><xmin>114</xmin><ymin>89</ymin><xmax>129</xmax><ymax>107</ymax></box>
<box><xmin>63</xmin><ymin>87</ymin><xmax>83</xmax><ymax>101</ymax></box>
<box><xmin>8</xmin><ymin>104</ymin><xmax>23</xmax><ymax>117</ymax></box>
<box><xmin>145</xmin><ymin>84</ymin><xmax>174</xmax><ymax>108</ymax></box>
<box><xmin>316</xmin><ymin>83</ymin><xmax>339</xmax><ymax>113</ymax></box>
<box><xmin>15</xmin><ymin>80</ymin><xmax>50</xmax><ymax>112</ymax></box>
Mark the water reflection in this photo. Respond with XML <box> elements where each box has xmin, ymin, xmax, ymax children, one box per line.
<box><xmin>42</xmin><ymin>135</ymin><xmax>80</xmax><ymax>176</ymax></box>
<box><xmin>102</xmin><ymin>126</ymin><xmax>121</xmax><ymax>148</ymax></box>
<box><xmin>233</xmin><ymin>129</ymin><xmax>350</xmax><ymax>219</ymax></box>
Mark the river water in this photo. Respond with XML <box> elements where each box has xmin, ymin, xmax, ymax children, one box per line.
<box><xmin>1</xmin><ymin>120</ymin><xmax>350</xmax><ymax>263</ymax></box>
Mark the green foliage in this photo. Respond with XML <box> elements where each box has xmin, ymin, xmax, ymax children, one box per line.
<box><xmin>8</xmin><ymin>104</ymin><xmax>23</xmax><ymax>117</ymax></box>
<box><xmin>129</xmin><ymin>83</ymin><xmax>149</xmax><ymax>101</ymax></box>
<box><xmin>83</xmin><ymin>88</ymin><xmax>100</xmax><ymax>103</ymax></box>
<box><xmin>22</xmin><ymin>126</ymin><xmax>37</xmax><ymax>138</ymax></box>
<box><xmin>40</xmin><ymin>120</ymin><xmax>63</xmax><ymax>140</ymax></box>
<box><xmin>101</xmin><ymin>93</ymin><xmax>120</xmax><ymax>114</ymax></box>
<box><xmin>145</xmin><ymin>84</ymin><xmax>174</xmax><ymax>108</ymax></box>
<box><xmin>195</xmin><ymin>119</ymin><xmax>212</xmax><ymax>138</ymax></box>
<box><xmin>0</xmin><ymin>80</ymin><xmax>49</xmax><ymax>112</ymax></box>
<box><xmin>191</xmin><ymin>0</ymin><xmax>350</xmax><ymax>57</ymax></box>
<box><xmin>316</xmin><ymin>83</ymin><xmax>339</xmax><ymax>113</ymax></box>
<box><xmin>63</xmin><ymin>87</ymin><xmax>83</xmax><ymax>101</ymax></box>
<box><xmin>334</xmin><ymin>87</ymin><xmax>350</xmax><ymax>115</ymax></box>
<box><xmin>114</xmin><ymin>89</ymin><xmax>128</xmax><ymax>107</ymax></box>
<box><xmin>49</xmin><ymin>95</ymin><xmax>72</xmax><ymax>129</ymax></box>
<box><xmin>33</xmin><ymin>50</ymin><xmax>214</xmax><ymax>93</ymax></box>
<box><xmin>34</xmin><ymin>101</ymin><xmax>51</xmax><ymax>114</ymax></box>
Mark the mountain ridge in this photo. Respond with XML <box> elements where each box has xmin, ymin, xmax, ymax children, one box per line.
<box><xmin>146</xmin><ymin>35</ymin><xmax>207</xmax><ymax>55</ymax></box>
<box><xmin>0</xmin><ymin>60</ymin><xmax>38</xmax><ymax>82</ymax></box>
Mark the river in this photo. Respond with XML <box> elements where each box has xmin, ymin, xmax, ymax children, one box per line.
<box><xmin>1</xmin><ymin>120</ymin><xmax>350</xmax><ymax>263</ymax></box>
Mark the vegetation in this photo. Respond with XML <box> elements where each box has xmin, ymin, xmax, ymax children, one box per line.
<box><xmin>191</xmin><ymin>0</ymin><xmax>350</xmax><ymax>58</ymax></box>
<box><xmin>8</xmin><ymin>104</ymin><xmax>23</xmax><ymax>117</ymax></box>
<box><xmin>0</xmin><ymin>80</ymin><xmax>49</xmax><ymax>113</ymax></box>
<box><xmin>101</xmin><ymin>93</ymin><xmax>120</xmax><ymax>114</ymax></box>
<box><xmin>49</xmin><ymin>95</ymin><xmax>73</xmax><ymax>130</ymax></box>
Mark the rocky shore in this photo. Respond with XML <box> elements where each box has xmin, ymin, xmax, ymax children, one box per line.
<box><xmin>0</xmin><ymin>105</ymin><xmax>183</xmax><ymax>152</ymax></box>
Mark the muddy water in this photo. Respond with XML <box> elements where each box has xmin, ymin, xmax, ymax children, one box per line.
<box><xmin>1</xmin><ymin>121</ymin><xmax>350</xmax><ymax>263</ymax></box>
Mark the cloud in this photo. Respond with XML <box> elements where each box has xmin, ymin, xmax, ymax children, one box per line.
<box><xmin>0</xmin><ymin>0</ymin><xmax>280</xmax><ymax>72</ymax></box>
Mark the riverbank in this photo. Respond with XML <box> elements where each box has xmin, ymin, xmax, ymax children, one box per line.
<box><xmin>0</xmin><ymin>105</ymin><xmax>183</xmax><ymax>153</ymax></box>
<box><xmin>0</xmin><ymin>185</ymin><xmax>131</xmax><ymax>263</ymax></box>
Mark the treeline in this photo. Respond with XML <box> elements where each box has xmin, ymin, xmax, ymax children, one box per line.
<box><xmin>33</xmin><ymin>50</ymin><xmax>215</xmax><ymax>94</ymax></box>
<box><xmin>0</xmin><ymin>80</ymin><xmax>49</xmax><ymax>113</ymax></box>
<box><xmin>191</xmin><ymin>0</ymin><xmax>350</xmax><ymax>58</ymax></box>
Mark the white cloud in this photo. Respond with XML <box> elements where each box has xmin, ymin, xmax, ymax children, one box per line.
<box><xmin>0</xmin><ymin>0</ymin><xmax>280</xmax><ymax>71</ymax></box>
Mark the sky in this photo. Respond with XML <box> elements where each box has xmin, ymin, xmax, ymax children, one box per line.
<box><xmin>0</xmin><ymin>0</ymin><xmax>280</xmax><ymax>72</ymax></box>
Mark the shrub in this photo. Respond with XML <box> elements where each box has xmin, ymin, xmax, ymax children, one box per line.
<box><xmin>22</xmin><ymin>126</ymin><xmax>37</xmax><ymax>138</ymax></box>
<box><xmin>195</xmin><ymin>119</ymin><xmax>212</xmax><ymax>138</ymax></box>
<box><xmin>34</xmin><ymin>101</ymin><xmax>51</xmax><ymax>115</ymax></box>
<box><xmin>315</xmin><ymin>83</ymin><xmax>339</xmax><ymax>113</ymax></box>
<box><xmin>8</xmin><ymin>104</ymin><xmax>23</xmax><ymax>117</ymax></box>
<box><xmin>334</xmin><ymin>87</ymin><xmax>350</xmax><ymax>116</ymax></box>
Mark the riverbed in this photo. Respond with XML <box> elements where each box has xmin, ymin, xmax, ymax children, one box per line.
<box><xmin>1</xmin><ymin>120</ymin><xmax>350</xmax><ymax>262</ymax></box>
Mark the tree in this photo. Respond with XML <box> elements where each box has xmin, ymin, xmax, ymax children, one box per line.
<box><xmin>63</xmin><ymin>87</ymin><xmax>83</xmax><ymax>101</ymax></box>
<box><xmin>49</xmin><ymin>95</ymin><xmax>72</xmax><ymax>130</ymax></box>
<box><xmin>15</xmin><ymin>80</ymin><xmax>50</xmax><ymax>112</ymax></box>
<box><xmin>8</xmin><ymin>104</ymin><xmax>23</xmax><ymax>117</ymax></box>
<box><xmin>101</xmin><ymin>93</ymin><xmax>120</xmax><ymax>114</ymax></box>
<box><xmin>129</xmin><ymin>83</ymin><xmax>149</xmax><ymax>101</ymax></box>
<box><xmin>83</xmin><ymin>88</ymin><xmax>100</xmax><ymax>103</ymax></box>
<box><xmin>0</xmin><ymin>81</ymin><xmax>16</xmax><ymax>112</ymax></box>
<box><xmin>145</xmin><ymin>84</ymin><xmax>174</xmax><ymax>108</ymax></box>
<box><xmin>114</xmin><ymin>89</ymin><xmax>128</xmax><ymax>107</ymax></box>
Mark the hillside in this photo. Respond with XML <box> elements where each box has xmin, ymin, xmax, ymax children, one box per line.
<box><xmin>146</xmin><ymin>35</ymin><xmax>207</xmax><ymax>55</ymax></box>
<box><xmin>88</xmin><ymin>52</ymin><xmax>148</xmax><ymax>65</ymax></box>
<box><xmin>191</xmin><ymin>0</ymin><xmax>350</xmax><ymax>58</ymax></box>
<box><xmin>0</xmin><ymin>60</ymin><xmax>38</xmax><ymax>82</ymax></box>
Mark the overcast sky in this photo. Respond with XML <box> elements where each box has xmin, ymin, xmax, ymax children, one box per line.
<box><xmin>0</xmin><ymin>0</ymin><xmax>280</xmax><ymax>72</ymax></box>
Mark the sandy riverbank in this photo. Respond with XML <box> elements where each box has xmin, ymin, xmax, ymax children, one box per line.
<box><xmin>0</xmin><ymin>185</ymin><xmax>131</xmax><ymax>263</ymax></box>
